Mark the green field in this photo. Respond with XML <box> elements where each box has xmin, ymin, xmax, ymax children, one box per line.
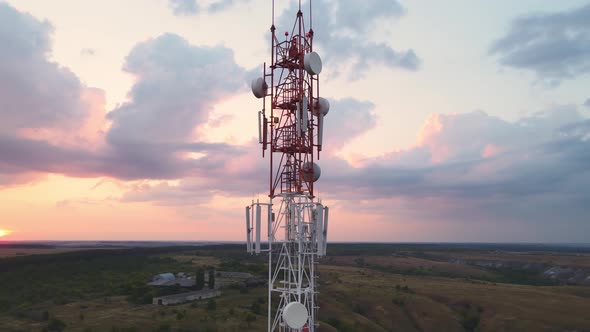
<box><xmin>1</xmin><ymin>243</ymin><xmax>589</xmax><ymax>331</ymax></box>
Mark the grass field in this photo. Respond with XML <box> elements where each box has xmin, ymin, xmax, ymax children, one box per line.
<box><xmin>0</xmin><ymin>247</ymin><xmax>90</xmax><ymax>257</ymax></box>
<box><xmin>2</xmin><ymin>289</ymin><xmax>269</xmax><ymax>332</ymax></box>
<box><xmin>326</xmin><ymin>255</ymin><xmax>496</xmax><ymax>279</ymax></box>
<box><xmin>1</xmin><ymin>243</ymin><xmax>589</xmax><ymax>331</ymax></box>
<box><xmin>434</xmin><ymin>251</ymin><xmax>590</xmax><ymax>268</ymax></box>
<box><xmin>318</xmin><ymin>265</ymin><xmax>590</xmax><ymax>331</ymax></box>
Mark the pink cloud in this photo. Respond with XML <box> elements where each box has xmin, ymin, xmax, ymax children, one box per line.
<box><xmin>481</xmin><ymin>144</ymin><xmax>503</xmax><ymax>158</ymax></box>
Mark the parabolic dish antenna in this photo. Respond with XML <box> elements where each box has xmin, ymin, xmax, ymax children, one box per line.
<box><xmin>314</xmin><ymin>97</ymin><xmax>330</xmax><ymax>116</ymax></box>
<box><xmin>304</xmin><ymin>52</ymin><xmax>322</xmax><ymax>75</ymax></box>
<box><xmin>251</xmin><ymin>77</ymin><xmax>267</xmax><ymax>98</ymax></box>
<box><xmin>283</xmin><ymin>301</ymin><xmax>309</xmax><ymax>329</ymax></box>
<box><xmin>302</xmin><ymin>162</ymin><xmax>321</xmax><ymax>182</ymax></box>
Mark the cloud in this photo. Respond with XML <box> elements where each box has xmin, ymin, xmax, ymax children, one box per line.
<box><xmin>0</xmin><ymin>3</ymin><xmax>248</xmax><ymax>184</ymax></box>
<box><xmin>168</xmin><ymin>0</ymin><xmax>199</xmax><ymax>16</ymax></box>
<box><xmin>113</xmin><ymin>96</ymin><xmax>378</xmax><ymax>201</ymax></box>
<box><xmin>207</xmin><ymin>0</ymin><xmax>252</xmax><ymax>13</ymax></box>
<box><xmin>167</xmin><ymin>0</ymin><xmax>419</xmax><ymax>76</ymax></box>
<box><xmin>0</xmin><ymin>134</ymin><xmax>244</xmax><ymax>183</ymax></box>
<box><xmin>306</xmin><ymin>107</ymin><xmax>590</xmax><ymax>241</ymax></box>
<box><xmin>168</xmin><ymin>0</ymin><xmax>251</xmax><ymax>15</ymax></box>
<box><xmin>323</xmin><ymin>98</ymin><xmax>376</xmax><ymax>152</ymax></box>
<box><xmin>0</xmin><ymin>3</ymin><xmax>50</xmax><ymax>58</ymax></box>
<box><xmin>0</xmin><ymin>3</ymin><xmax>90</xmax><ymax>134</ymax></box>
<box><xmin>328</xmin><ymin>107</ymin><xmax>588</xmax><ymax>198</ymax></box>
<box><xmin>107</xmin><ymin>33</ymin><xmax>245</xmax><ymax>144</ymax></box>
<box><xmin>0</xmin><ymin>171</ymin><xmax>46</xmax><ymax>187</ymax></box>
<box><xmin>124</xmin><ymin>105</ymin><xmax>549</xmax><ymax>206</ymax></box>
<box><xmin>276</xmin><ymin>0</ymin><xmax>420</xmax><ymax>78</ymax></box>
<box><xmin>120</xmin><ymin>181</ymin><xmax>212</xmax><ymax>206</ymax></box>
<box><xmin>115</xmin><ymin>105</ymin><xmax>590</xmax><ymax>241</ymax></box>
<box><xmin>2</xmin><ymin>2</ymin><xmax>588</xmax><ymax>240</ymax></box>
<box><xmin>0</xmin><ymin>134</ymin><xmax>102</xmax><ymax>178</ymax></box>
<box><xmin>103</xmin><ymin>33</ymin><xmax>247</xmax><ymax>179</ymax></box>
<box><xmin>119</xmin><ymin>104</ymin><xmax>587</xmax><ymax>204</ymax></box>
<box><xmin>490</xmin><ymin>3</ymin><xmax>590</xmax><ymax>82</ymax></box>
<box><xmin>0</xmin><ymin>3</ymin><xmax>104</xmax><ymax>186</ymax></box>
<box><xmin>335</xmin><ymin>0</ymin><xmax>405</xmax><ymax>33</ymax></box>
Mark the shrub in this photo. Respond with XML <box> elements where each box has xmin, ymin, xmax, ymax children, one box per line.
<box><xmin>245</xmin><ymin>313</ymin><xmax>256</xmax><ymax>327</ymax></box>
<box><xmin>46</xmin><ymin>317</ymin><xmax>66</xmax><ymax>332</ymax></box>
<box><xmin>458</xmin><ymin>305</ymin><xmax>481</xmax><ymax>332</ymax></box>
<box><xmin>461</xmin><ymin>311</ymin><xmax>480</xmax><ymax>332</ymax></box>
<box><xmin>392</xmin><ymin>297</ymin><xmax>405</xmax><ymax>306</ymax></box>
<box><xmin>154</xmin><ymin>323</ymin><xmax>171</xmax><ymax>332</ymax></box>
<box><xmin>111</xmin><ymin>328</ymin><xmax>138</xmax><ymax>332</ymax></box>
<box><xmin>251</xmin><ymin>301</ymin><xmax>262</xmax><ymax>315</ymax></box>
<box><xmin>352</xmin><ymin>303</ymin><xmax>368</xmax><ymax>316</ymax></box>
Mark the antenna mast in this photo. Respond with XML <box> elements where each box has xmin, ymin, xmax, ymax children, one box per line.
<box><xmin>246</xmin><ymin>0</ymin><xmax>330</xmax><ymax>330</ymax></box>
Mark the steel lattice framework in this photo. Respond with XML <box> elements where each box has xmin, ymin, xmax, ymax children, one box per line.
<box><xmin>246</xmin><ymin>1</ymin><xmax>329</xmax><ymax>331</ymax></box>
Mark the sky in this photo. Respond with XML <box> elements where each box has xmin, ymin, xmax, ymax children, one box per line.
<box><xmin>0</xmin><ymin>0</ymin><xmax>589</xmax><ymax>242</ymax></box>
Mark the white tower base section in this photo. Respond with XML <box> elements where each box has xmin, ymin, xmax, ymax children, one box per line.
<box><xmin>247</xmin><ymin>193</ymin><xmax>328</xmax><ymax>332</ymax></box>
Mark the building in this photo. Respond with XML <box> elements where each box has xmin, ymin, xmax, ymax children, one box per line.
<box><xmin>244</xmin><ymin>278</ymin><xmax>266</xmax><ymax>287</ymax></box>
<box><xmin>152</xmin><ymin>273</ymin><xmax>175</xmax><ymax>281</ymax></box>
<box><xmin>147</xmin><ymin>278</ymin><xmax>196</xmax><ymax>287</ymax></box>
<box><xmin>153</xmin><ymin>289</ymin><xmax>221</xmax><ymax>306</ymax></box>
<box><xmin>147</xmin><ymin>272</ymin><xmax>195</xmax><ymax>287</ymax></box>
<box><xmin>216</xmin><ymin>271</ymin><xmax>254</xmax><ymax>279</ymax></box>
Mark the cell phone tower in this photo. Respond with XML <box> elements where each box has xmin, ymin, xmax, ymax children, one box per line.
<box><xmin>245</xmin><ymin>0</ymin><xmax>330</xmax><ymax>331</ymax></box>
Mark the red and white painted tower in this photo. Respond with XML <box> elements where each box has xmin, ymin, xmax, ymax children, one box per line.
<box><xmin>246</xmin><ymin>1</ymin><xmax>330</xmax><ymax>331</ymax></box>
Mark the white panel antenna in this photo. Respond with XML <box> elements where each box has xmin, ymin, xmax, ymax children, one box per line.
<box><xmin>296</xmin><ymin>102</ymin><xmax>301</xmax><ymax>138</ymax></box>
<box><xmin>302</xmin><ymin>96</ymin><xmax>309</xmax><ymax>134</ymax></box>
<box><xmin>316</xmin><ymin>204</ymin><xmax>324</xmax><ymax>256</ymax></box>
<box><xmin>318</xmin><ymin>113</ymin><xmax>324</xmax><ymax>147</ymax></box>
<box><xmin>255</xmin><ymin>203</ymin><xmax>261</xmax><ymax>254</ymax></box>
<box><xmin>245</xmin><ymin>206</ymin><xmax>252</xmax><ymax>253</ymax></box>
<box><xmin>258</xmin><ymin>111</ymin><xmax>263</xmax><ymax>144</ymax></box>
<box><xmin>323</xmin><ymin>207</ymin><xmax>329</xmax><ymax>254</ymax></box>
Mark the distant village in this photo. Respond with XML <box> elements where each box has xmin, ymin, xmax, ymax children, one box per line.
<box><xmin>147</xmin><ymin>270</ymin><xmax>266</xmax><ymax>305</ymax></box>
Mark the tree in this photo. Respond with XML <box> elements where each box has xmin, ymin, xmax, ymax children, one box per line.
<box><xmin>196</xmin><ymin>268</ymin><xmax>205</xmax><ymax>290</ymax></box>
<box><xmin>207</xmin><ymin>299</ymin><xmax>216</xmax><ymax>311</ymax></box>
<box><xmin>245</xmin><ymin>313</ymin><xmax>256</xmax><ymax>327</ymax></box>
<box><xmin>208</xmin><ymin>270</ymin><xmax>215</xmax><ymax>289</ymax></box>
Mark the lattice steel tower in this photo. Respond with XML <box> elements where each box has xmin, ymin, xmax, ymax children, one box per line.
<box><xmin>245</xmin><ymin>1</ymin><xmax>330</xmax><ymax>331</ymax></box>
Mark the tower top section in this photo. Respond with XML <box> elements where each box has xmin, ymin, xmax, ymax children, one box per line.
<box><xmin>250</xmin><ymin>0</ymin><xmax>328</xmax><ymax>198</ymax></box>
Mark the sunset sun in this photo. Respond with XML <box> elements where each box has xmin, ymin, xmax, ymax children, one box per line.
<box><xmin>0</xmin><ymin>229</ymin><xmax>10</xmax><ymax>238</ymax></box>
